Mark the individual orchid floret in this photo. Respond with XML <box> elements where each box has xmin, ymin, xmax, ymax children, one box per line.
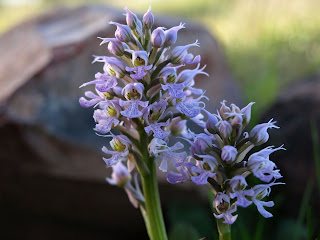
<box><xmin>142</xmin><ymin>99</ymin><xmax>168</xmax><ymax>124</ymax></box>
<box><xmin>106</xmin><ymin>161</ymin><xmax>132</xmax><ymax>187</ymax></box>
<box><xmin>177</xmin><ymin>64</ymin><xmax>208</xmax><ymax>86</ymax></box>
<box><xmin>205</xmin><ymin>111</ymin><xmax>219</xmax><ymax>134</ymax></box>
<box><xmin>102</xmin><ymin>135</ymin><xmax>132</xmax><ymax>166</ymax></box>
<box><xmin>247</xmin><ymin>146</ymin><xmax>284</xmax><ymax>182</ymax></box>
<box><xmin>161</xmin><ymin>81</ymin><xmax>187</xmax><ymax>99</ymax></box>
<box><xmin>190</xmin><ymin>133</ymin><xmax>213</xmax><ymax>156</ymax></box>
<box><xmin>218</xmin><ymin>120</ymin><xmax>232</xmax><ymax>139</ymax></box>
<box><xmin>168</xmin><ymin>118</ymin><xmax>189</xmax><ymax>137</ymax></box>
<box><xmin>166</xmin><ymin>161</ymin><xmax>193</xmax><ymax>184</ymax></box>
<box><xmin>221</xmin><ymin>145</ymin><xmax>238</xmax><ymax>163</ymax></box>
<box><xmin>125</xmin><ymin>50</ymin><xmax>153</xmax><ymax>80</ymax></box>
<box><xmin>176</xmin><ymin>96</ymin><xmax>206</xmax><ymax>118</ymax></box>
<box><xmin>145</xmin><ymin>119</ymin><xmax>170</xmax><ymax>139</ymax></box>
<box><xmin>227</xmin><ymin>112</ymin><xmax>243</xmax><ymax>128</ymax></box>
<box><xmin>109</xmin><ymin>21</ymin><xmax>131</xmax><ymax>42</ymax></box>
<box><xmin>151</xmin><ymin>27</ymin><xmax>166</xmax><ymax>48</ymax></box>
<box><xmin>143</xmin><ymin>6</ymin><xmax>154</xmax><ymax>29</ymax></box>
<box><xmin>251</xmin><ymin>182</ymin><xmax>284</xmax><ymax>218</ymax></box>
<box><xmin>159</xmin><ymin>65</ymin><xmax>183</xmax><ymax>84</ymax></box>
<box><xmin>229</xmin><ymin>176</ymin><xmax>254</xmax><ymax>208</ymax></box>
<box><xmin>220</xmin><ymin>100</ymin><xmax>231</xmax><ymax>120</ymax></box>
<box><xmin>149</xmin><ymin>138</ymin><xmax>187</xmax><ymax>172</ymax></box>
<box><xmin>164</xmin><ymin>22</ymin><xmax>185</xmax><ymax>46</ymax></box>
<box><xmin>250</xmin><ymin>119</ymin><xmax>280</xmax><ymax>145</ymax></box>
<box><xmin>98</xmin><ymin>37</ymin><xmax>125</xmax><ymax>56</ymax></box>
<box><xmin>124</xmin><ymin>7</ymin><xmax>142</xmax><ymax>30</ymax></box>
<box><xmin>171</xmin><ymin>40</ymin><xmax>201</xmax><ymax>64</ymax></box>
<box><xmin>213</xmin><ymin>192</ymin><xmax>238</xmax><ymax>224</ymax></box>
<box><xmin>93</xmin><ymin>56</ymin><xmax>126</xmax><ymax>79</ymax></box>
<box><xmin>190</xmin><ymin>161</ymin><xmax>216</xmax><ymax>185</ymax></box>
<box><xmin>240</xmin><ymin>102</ymin><xmax>255</xmax><ymax>126</ymax></box>
<box><xmin>79</xmin><ymin>90</ymin><xmax>105</xmax><ymax>108</ymax></box>
<box><xmin>120</xmin><ymin>83</ymin><xmax>149</xmax><ymax>118</ymax></box>
<box><xmin>93</xmin><ymin>101</ymin><xmax>121</xmax><ymax>134</ymax></box>
<box><xmin>79</xmin><ymin>72</ymin><xmax>118</xmax><ymax>95</ymax></box>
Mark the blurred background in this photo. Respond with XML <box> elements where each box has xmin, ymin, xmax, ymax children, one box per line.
<box><xmin>0</xmin><ymin>0</ymin><xmax>320</xmax><ymax>239</ymax></box>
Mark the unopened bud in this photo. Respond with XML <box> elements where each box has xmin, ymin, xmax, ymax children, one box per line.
<box><xmin>143</xmin><ymin>6</ymin><xmax>154</xmax><ymax>29</ymax></box>
<box><xmin>151</xmin><ymin>27</ymin><xmax>166</xmax><ymax>48</ymax></box>
<box><xmin>221</xmin><ymin>145</ymin><xmax>238</xmax><ymax>163</ymax></box>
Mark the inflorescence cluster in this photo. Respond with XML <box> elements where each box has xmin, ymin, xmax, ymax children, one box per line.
<box><xmin>79</xmin><ymin>6</ymin><xmax>284</xmax><ymax>225</ymax></box>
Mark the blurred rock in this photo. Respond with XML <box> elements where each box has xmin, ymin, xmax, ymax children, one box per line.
<box><xmin>260</xmin><ymin>73</ymin><xmax>320</xmax><ymax>218</ymax></box>
<box><xmin>0</xmin><ymin>6</ymin><xmax>242</xmax><ymax>239</ymax></box>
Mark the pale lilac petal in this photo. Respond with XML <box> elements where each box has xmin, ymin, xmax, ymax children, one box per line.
<box><xmin>176</xmin><ymin>101</ymin><xmax>203</xmax><ymax>118</ymax></box>
<box><xmin>79</xmin><ymin>97</ymin><xmax>100</xmax><ymax>108</ymax></box>
<box><xmin>166</xmin><ymin>171</ymin><xmax>188</xmax><ymax>184</ymax></box>
<box><xmin>253</xmin><ymin>199</ymin><xmax>274</xmax><ymax>218</ymax></box>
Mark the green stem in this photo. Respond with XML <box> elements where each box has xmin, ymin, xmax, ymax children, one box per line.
<box><xmin>217</xmin><ymin>219</ymin><xmax>231</xmax><ymax>240</ymax></box>
<box><xmin>136</xmin><ymin>123</ymin><xmax>167</xmax><ymax>240</ymax></box>
<box><xmin>141</xmin><ymin>159</ymin><xmax>168</xmax><ymax>240</ymax></box>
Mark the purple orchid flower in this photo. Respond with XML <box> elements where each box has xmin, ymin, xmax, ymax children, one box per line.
<box><xmin>171</xmin><ymin>40</ymin><xmax>201</xmax><ymax>64</ymax></box>
<box><xmin>228</xmin><ymin>176</ymin><xmax>254</xmax><ymax>208</ymax></box>
<box><xmin>149</xmin><ymin>138</ymin><xmax>187</xmax><ymax>172</ymax></box>
<box><xmin>125</xmin><ymin>50</ymin><xmax>153</xmax><ymax>80</ymax></box>
<box><xmin>251</xmin><ymin>182</ymin><xmax>285</xmax><ymax>218</ymax></box>
<box><xmin>250</xmin><ymin>119</ymin><xmax>279</xmax><ymax>145</ymax></box>
<box><xmin>247</xmin><ymin>146</ymin><xmax>284</xmax><ymax>182</ymax></box>
<box><xmin>145</xmin><ymin>119</ymin><xmax>170</xmax><ymax>139</ymax></box>
<box><xmin>213</xmin><ymin>192</ymin><xmax>238</xmax><ymax>225</ymax></box>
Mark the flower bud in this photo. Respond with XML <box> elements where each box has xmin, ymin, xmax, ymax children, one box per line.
<box><xmin>164</xmin><ymin>22</ymin><xmax>185</xmax><ymax>46</ymax></box>
<box><xmin>143</xmin><ymin>6</ymin><xmax>154</xmax><ymax>29</ymax></box>
<box><xmin>218</xmin><ymin>120</ymin><xmax>232</xmax><ymax>139</ymax></box>
<box><xmin>220</xmin><ymin>100</ymin><xmax>230</xmax><ymax>120</ymax></box>
<box><xmin>151</xmin><ymin>27</ymin><xmax>166</xmax><ymax>48</ymax></box>
<box><xmin>250</xmin><ymin>119</ymin><xmax>279</xmax><ymax>145</ymax></box>
<box><xmin>241</xmin><ymin>102</ymin><xmax>255</xmax><ymax>126</ymax></box>
<box><xmin>190</xmin><ymin>133</ymin><xmax>212</xmax><ymax>156</ymax></box>
<box><xmin>205</xmin><ymin>112</ymin><xmax>219</xmax><ymax>134</ymax></box>
<box><xmin>221</xmin><ymin>145</ymin><xmax>238</xmax><ymax>163</ymax></box>
<box><xmin>109</xmin><ymin>21</ymin><xmax>131</xmax><ymax>42</ymax></box>
<box><xmin>124</xmin><ymin>7</ymin><xmax>142</xmax><ymax>30</ymax></box>
<box><xmin>98</xmin><ymin>37</ymin><xmax>125</xmax><ymax>56</ymax></box>
<box><xmin>106</xmin><ymin>162</ymin><xmax>131</xmax><ymax>187</ymax></box>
